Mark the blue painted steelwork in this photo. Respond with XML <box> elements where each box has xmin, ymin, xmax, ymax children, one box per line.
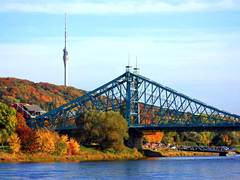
<box><xmin>28</xmin><ymin>71</ymin><xmax>240</xmax><ymax>131</ymax></box>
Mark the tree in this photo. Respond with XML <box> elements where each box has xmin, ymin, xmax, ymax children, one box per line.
<box><xmin>76</xmin><ymin>110</ymin><xmax>128</xmax><ymax>151</ymax></box>
<box><xmin>16</xmin><ymin>125</ymin><xmax>33</xmax><ymax>150</ymax></box>
<box><xmin>162</xmin><ymin>132</ymin><xmax>179</xmax><ymax>145</ymax></box>
<box><xmin>15</xmin><ymin>112</ymin><xmax>33</xmax><ymax>150</ymax></box>
<box><xmin>55</xmin><ymin>135</ymin><xmax>69</xmax><ymax>155</ymax></box>
<box><xmin>0</xmin><ymin>102</ymin><xmax>17</xmax><ymax>144</ymax></box>
<box><xmin>211</xmin><ymin>132</ymin><xmax>239</xmax><ymax>146</ymax></box>
<box><xmin>33</xmin><ymin>129</ymin><xmax>57</xmax><ymax>153</ymax></box>
<box><xmin>7</xmin><ymin>133</ymin><xmax>21</xmax><ymax>154</ymax></box>
<box><xmin>144</xmin><ymin>132</ymin><xmax>164</xmax><ymax>143</ymax></box>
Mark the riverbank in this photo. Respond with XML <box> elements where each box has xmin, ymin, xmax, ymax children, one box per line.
<box><xmin>1</xmin><ymin>146</ymin><xmax>237</xmax><ymax>163</ymax></box>
<box><xmin>143</xmin><ymin>148</ymin><xmax>218</xmax><ymax>157</ymax></box>
<box><xmin>0</xmin><ymin>147</ymin><xmax>143</xmax><ymax>163</ymax></box>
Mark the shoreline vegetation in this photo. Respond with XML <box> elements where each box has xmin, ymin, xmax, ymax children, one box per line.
<box><xmin>2</xmin><ymin>146</ymin><xmax>239</xmax><ymax>163</ymax></box>
<box><xmin>1</xmin><ymin>147</ymin><xmax>236</xmax><ymax>163</ymax></box>
<box><xmin>0</xmin><ymin>149</ymin><xmax>222</xmax><ymax>163</ymax></box>
<box><xmin>0</xmin><ymin>146</ymin><xmax>143</xmax><ymax>163</ymax></box>
<box><xmin>143</xmin><ymin>148</ymin><xmax>219</xmax><ymax>157</ymax></box>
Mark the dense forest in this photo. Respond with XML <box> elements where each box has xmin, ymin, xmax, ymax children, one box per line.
<box><xmin>0</xmin><ymin>77</ymin><xmax>85</xmax><ymax>111</ymax></box>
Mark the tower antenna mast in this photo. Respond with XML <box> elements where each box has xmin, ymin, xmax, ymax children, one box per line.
<box><xmin>65</xmin><ymin>13</ymin><xmax>67</xmax><ymax>49</ymax></box>
<box><xmin>63</xmin><ymin>13</ymin><xmax>69</xmax><ymax>86</ymax></box>
<box><xmin>133</xmin><ymin>56</ymin><xmax>140</xmax><ymax>74</ymax></box>
<box><xmin>126</xmin><ymin>53</ymin><xmax>132</xmax><ymax>72</ymax></box>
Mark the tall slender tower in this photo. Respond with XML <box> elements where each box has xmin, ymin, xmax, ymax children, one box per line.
<box><xmin>63</xmin><ymin>13</ymin><xmax>69</xmax><ymax>86</ymax></box>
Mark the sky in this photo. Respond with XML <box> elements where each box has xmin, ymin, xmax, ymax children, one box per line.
<box><xmin>0</xmin><ymin>0</ymin><xmax>240</xmax><ymax>114</ymax></box>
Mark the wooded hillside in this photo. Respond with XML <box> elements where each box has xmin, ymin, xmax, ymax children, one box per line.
<box><xmin>0</xmin><ymin>77</ymin><xmax>85</xmax><ymax>111</ymax></box>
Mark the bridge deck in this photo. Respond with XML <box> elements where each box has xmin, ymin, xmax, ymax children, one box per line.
<box><xmin>129</xmin><ymin>124</ymin><xmax>240</xmax><ymax>131</ymax></box>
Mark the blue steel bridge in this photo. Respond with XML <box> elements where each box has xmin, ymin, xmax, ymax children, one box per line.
<box><xmin>28</xmin><ymin>70</ymin><xmax>240</xmax><ymax>132</ymax></box>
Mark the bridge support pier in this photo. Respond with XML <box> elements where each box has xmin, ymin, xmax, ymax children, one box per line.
<box><xmin>126</xmin><ymin>129</ymin><xmax>143</xmax><ymax>150</ymax></box>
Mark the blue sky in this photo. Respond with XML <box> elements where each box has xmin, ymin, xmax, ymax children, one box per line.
<box><xmin>0</xmin><ymin>0</ymin><xmax>240</xmax><ymax>114</ymax></box>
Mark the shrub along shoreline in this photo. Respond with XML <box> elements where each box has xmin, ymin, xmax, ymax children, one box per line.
<box><xmin>0</xmin><ymin>146</ymin><xmax>143</xmax><ymax>163</ymax></box>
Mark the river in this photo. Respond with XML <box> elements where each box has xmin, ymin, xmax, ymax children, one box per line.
<box><xmin>0</xmin><ymin>156</ymin><xmax>239</xmax><ymax>179</ymax></box>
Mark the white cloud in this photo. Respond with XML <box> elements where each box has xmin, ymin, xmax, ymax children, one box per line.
<box><xmin>0</xmin><ymin>0</ymin><xmax>240</xmax><ymax>14</ymax></box>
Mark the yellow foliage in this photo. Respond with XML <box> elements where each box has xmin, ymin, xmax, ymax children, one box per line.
<box><xmin>144</xmin><ymin>132</ymin><xmax>164</xmax><ymax>143</ymax></box>
<box><xmin>29</xmin><ymin>129</ymin><xmax>81</xmax><ymax>155</ymax></box>
<box><xmin>34</xmin><ymin>129</ymin><xmax>57</xmax><ymax>153</ymax></box>
<box><xmin>7</xmin><ymin>133</ymin><xmax>21</xmax><ymax>154</ymax></box>
<box><xmin>67</xmin><ymin>138</ymin><xmax>80</xmax><ymax>155</ymax></box>
<box><xmin>55</xmin><ymin>135</ymin><xmax>69</xmax><ymax>155</ymax></box>
<box><xmin>199</xmin><ymin>132</ymin><xmax>212</xmax><ymax>145</ymax></box>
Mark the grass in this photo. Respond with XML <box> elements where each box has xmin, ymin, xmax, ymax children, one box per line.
<box><xmin>0</xmin><ymin>146</ymin><xmax>10</xmax><ymax>153</ymax></box>
<box><xmin>235</xmin><ymin>146</ymin><xmax>240</xmax><ymax>153</ymax></box>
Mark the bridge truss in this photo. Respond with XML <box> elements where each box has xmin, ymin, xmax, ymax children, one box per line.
<box><xmin>28</xmin><ymin>71</ymin><xmax>240</xmax><ymax>131</ymax></box>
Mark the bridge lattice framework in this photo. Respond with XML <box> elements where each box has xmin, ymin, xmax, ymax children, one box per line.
<box><xmin>28</xmin><ymin>71</ymin><xmax>240</xmax><ymax>131</ymax></box>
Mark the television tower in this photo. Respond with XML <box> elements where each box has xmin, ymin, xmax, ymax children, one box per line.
<box><xmin>63</xmin><ymin>13</ymin><xmax>69</xmax><ymax>86</ymax></box>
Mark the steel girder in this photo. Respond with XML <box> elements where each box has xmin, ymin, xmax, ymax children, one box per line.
<box><xmin>28</xmin><ymin>72</ymin><xmax>240</xmax><ymax>131</ymax></box>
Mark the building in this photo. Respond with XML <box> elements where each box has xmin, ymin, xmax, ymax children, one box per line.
<box><xmin>12</xmin><ymin>103</ymin><xmax>46</xmax><ymax>119</ymax></box>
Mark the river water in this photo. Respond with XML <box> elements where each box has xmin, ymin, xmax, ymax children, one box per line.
<box><xmin>0</xmin><ymin>156</ymin><xmax>239</xmax><ymax>180</ymax></box>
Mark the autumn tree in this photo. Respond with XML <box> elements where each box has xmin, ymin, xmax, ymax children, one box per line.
<box><xmin>144</xmin><ymin>132</ymin><xmax>164</xmax><ymax>143</ymax></box>
<box><xmin>33</xmin><ymin>129</ymin><xmax>57</xmax><ymax>153</ymax></box>
<box><xmin>15</xmin><ymin>112</ymin><xmax>33</xmax><ymax>150</ymax></box>
<box><xmin>76</xmin><ymin>110</ymin><xmax>128</xmax><ymax>151</ymax></box>
<box><xmin>0</xmin><ymin>102</ymin><xmax>17</xmax><ymax>144</ymax></box>
<box><xmin>7</xmin><ymin>133</ymin><xmax>21</xmax><ymax>154</ymax></box>
<box><xmin>55</xmin><ymin>135</ymin><xmax>69</xmax><ymax>155</ymax></box>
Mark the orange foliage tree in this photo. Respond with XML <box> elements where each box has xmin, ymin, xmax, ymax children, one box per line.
<box><xmin>15</xmin><ymin>112</ymin><xmax>33</xmax><ymax>150</ymax></box>
<box><xmin>144</xmin><ymin>132</ymin><xmax>164</xmax><ymax>143</ymax></box>
<box><xmin>26</xmin><ymin>129</ymin><xmax>80</xmax><ymax>155</ymax></box>
<box><xmin>7</xmin><ymin>133</ymin><xmax>21</xmax><ymax>154</ymax></box>
<box><xmin>33</xmin><ymin>129</ymin><xmax>57</xmax><ymax>153</ymax></box>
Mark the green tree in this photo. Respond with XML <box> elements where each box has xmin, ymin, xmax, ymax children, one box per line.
<box><xmin>76</xmin><ymin>110</ymin><xmax>128</xmax><ymax>151</ymax></box>
<box><xmin>162</xmin><ymin>132</ymin><xmax>179</xmax><ymax>145</ymax></box>
<box><xmin>0</xmin><ymin>102</ymin><xmax>17</xmax><ymax>144</ymax></box>
<box><xmin>211</xmin><ymin>132</ymin><xmax>239</xmax><ymax>146</ymax></box>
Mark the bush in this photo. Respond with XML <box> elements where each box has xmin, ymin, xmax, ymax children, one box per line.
<box><xmin>67</xmin><ymin>138</ymin><xmax>80</xmax><ymax>155</ymax></box>
<box><xmin>7</xmin><ymin>133</ymin><xmax>21</xmax><ymax>154</ymax></box>
<box><xmin>55</xmin><ymin>135</ymin><xmax>68</xmax><ymax>155</ymax></box>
